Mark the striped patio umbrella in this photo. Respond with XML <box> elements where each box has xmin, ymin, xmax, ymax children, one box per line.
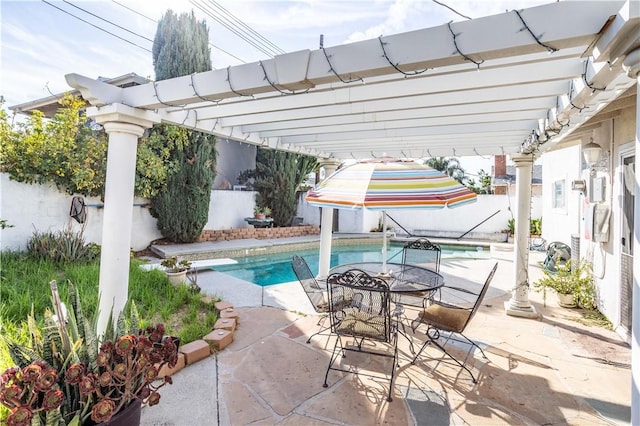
<box><xmin>305</xmin><ymin>157</ymin><xmax>477</xmax><ymax>272</ymax></box>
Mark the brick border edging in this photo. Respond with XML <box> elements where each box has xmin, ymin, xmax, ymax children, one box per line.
<box><xmin>158</xmin><ymin>300</ymin><xmax>238</xmax><ymax>377</ymax></box>
<box><xmin>199</xmin><ymin>225</ymin><xmax>319</xmax><ymax>242</ymax></box>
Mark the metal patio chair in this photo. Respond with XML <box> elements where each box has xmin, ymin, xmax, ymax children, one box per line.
<box><xmin>397</xmin><ymin>238</ymin><xmax>442</xmax><ymax>309</ymax></box>
<box><xmin>291</xmin><ymin>255</ymin><xmax>330</xmax><ymax>343</ymax></box>
<box><xmin>410</xmin><ymin>262</ymin><xmax>498</xmax><ymax>383</ymax></box>
<box><xmin>323</xmin><ymin>268</ymin><xmax>399</xmax><ymax>402</ymax></box>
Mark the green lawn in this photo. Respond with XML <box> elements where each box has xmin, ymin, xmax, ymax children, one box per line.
<box><xmin>0</xmin><ymin>251</ymin><xmax>219</xmax><ymax>370</ymax></box>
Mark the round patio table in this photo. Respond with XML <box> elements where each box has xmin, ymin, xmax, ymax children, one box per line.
<box><xmin>328</xmin><ymin>262</ymin><xmax>444</xmax><ymax>293</ymax></box>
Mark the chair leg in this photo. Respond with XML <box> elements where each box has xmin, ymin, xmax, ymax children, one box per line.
<box><xmin>459</xmin><ymin>332</ymin><xmax>489</xmax><ymax>360</ymax></box>
<box><xmin>411</xmin><ymin>327</ymin><xmax>478</xmax><ymax>383</ymax></box>
<box><xmin>429</xmin><ymin>337</ymin><xmax>477</xmax><ymax>383</ymax></box>
<box><xmin>307</xmin><ymin>315</ymin><xmax>329</xmax><ymax>344</ymax></box>
<box><xmin>387</xmin><ymin>329</ymin><xmax>399</xmax><ymax>402</ymax></box>
<box><xmin>323</xmin><ymin>335</ymin><xmax>343</xmax><ymax>388</ymax></box>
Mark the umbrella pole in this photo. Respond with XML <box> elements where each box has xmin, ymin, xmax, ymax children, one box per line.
<box><xmin>382</xmin><ymin>211</ymin><xmax>388</xmax><ymax>274</ymax></box>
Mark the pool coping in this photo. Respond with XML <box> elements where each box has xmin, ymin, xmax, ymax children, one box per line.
<box><xmin>150</xmin><ymin>233</ymin><xmax>495</xmax><ymax>261</ymax></box>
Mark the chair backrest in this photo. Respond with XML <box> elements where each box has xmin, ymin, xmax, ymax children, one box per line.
<box><xmin>291</xmin><ymin>255</ymin><xmax>326</xmax><ymax>312</ymax></box>
<box><xmin>326</xmin><ymin>269</ymin><xmax>391</xmax><ymax>342</ymax></box>
<box><xmin>402</xmin><ymin>238</ymin><xmax>441</xmax><ymax>272</ymax></box>
<box><xmin>462</xmin><ymin>262</ymin><xmax>498</xmax><ymax>331</ymax></box>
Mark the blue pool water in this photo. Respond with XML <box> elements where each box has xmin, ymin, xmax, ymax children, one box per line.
<box><xmin>212</xmin><ymin>243</ymin><xmax>489</xmax><ymax>287</ymax></box>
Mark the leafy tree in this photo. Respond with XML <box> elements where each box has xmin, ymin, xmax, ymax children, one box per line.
<box><xmin>240</xmin><ymin>149</ymin><xmax>318</xmax><ymax>227</ymax></box>
<box><xmin>153</xmin><ymin>10</ymin><xmax>211</xmax><ymax>81</ymax></box>
<box><xmin>466</xmin><ymin>169</ymin><xmax>492</xmax><ymax>194</ymax></box>
<box><xmin>0</xmin><ymin>95</ymin><xmax>178</xmax><ymax>199</ymax></box>
<box><xmin>424</xmin><ymin>157</ymin><xmax>466</xmax><ymax>184</ymax></box>
<box><xmin>151</xmin><ymin>131</ymin><xmax>216</xmax><ymax>241</ymax></box>
<box><xmin>149</xmin><ymin>9</ymin><xmax>216</xmax><ymax>242</ymax></box>
<box><xmin>0</xmin><ymin>95</ymin><xmax>108</xmax><ymax>196</ymax></box>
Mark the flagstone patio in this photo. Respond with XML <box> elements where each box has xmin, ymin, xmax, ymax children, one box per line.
<box><xmin>141</xmin><ymin>250</ymin><xmax>631</xmax><ymax>425</ymax></box>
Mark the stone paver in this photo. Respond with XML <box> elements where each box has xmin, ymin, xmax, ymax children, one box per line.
<box><xmin>142</xmin><ymin>249</ymin><xmax>632</xmax><ymax>426</ymax></box>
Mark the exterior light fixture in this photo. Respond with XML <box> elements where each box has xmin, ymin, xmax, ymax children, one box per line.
<box><xmin>582</xmin><ymin>140</ymin><xmax>602</xmax><ymax>168</ymax></box>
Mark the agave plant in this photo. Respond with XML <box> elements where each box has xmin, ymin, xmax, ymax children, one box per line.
<box><xmin>0</xmin><ymin>280</ymin><xmax>177</xmax><ymax>425</ymax></box>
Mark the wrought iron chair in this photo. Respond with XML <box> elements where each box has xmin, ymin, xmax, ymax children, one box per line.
<box><xmin>323</xmin><ymin>269</ymin><xmax>398</xmax><ymax>402</ymax></box>
<box><xmin>291</xmin><ymin>255</ymin><xmax>330</xmax><ymax>344</ymax></box>
<box><xmin>397</xmin><ymin>238</ymin><xmax>442</xmax><ymax>309</ymax></box>
<box><xmin>402</xmin><ymin>238</ymin><xmax>441</xmax><ymax>272</ymax></box>
<box><xmin>410</xmin><ymin>262</ymin><xmax>498</xmax><ymax>383</ymax></box>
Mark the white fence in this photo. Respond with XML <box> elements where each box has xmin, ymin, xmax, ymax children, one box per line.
<box><xmin>1</xmin><ymin>173</ymin><xmax>542</xmax><ymax>252</ymax></box>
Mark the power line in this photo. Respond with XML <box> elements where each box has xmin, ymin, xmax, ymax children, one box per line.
<box><xmin>111</xmin><ymin>0</ymin><xmax>156</xmax><ymax>23</ymax></box>
<box><xmin>190</xmin><ymin>0</ymin><xmax>283</xmax><ymax>57</ymax></box>
<box><xmin>41</xmin><ymin>0</ymin><xmax>152</xmax><ymax>53</ymax></box>
<box><xmin>110</xmin><ymin>0</ymin><xmax>246</xmax><ymax>64</ymax></box>
<box><xmin>62</xmin><ymin>0</ymin><xmax>153</xmax><ymax>42</ymax></box>
<box><xmin>431</xmin><ymin>0</ymin><xmax>472</xmax><ymax>20</ymax></box>
<box><xmin>206</xmin><ymin>0</ymin><xmax>284</xmax><ymax>55</ymax></box>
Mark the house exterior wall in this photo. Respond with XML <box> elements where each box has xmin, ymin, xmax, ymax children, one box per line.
<box><xmin>542</xmin><ymin>104</ymin><xmax>636</xmax><ymax>336</ymax></box>
<box><xmin>213</xmin><ymin>139</ymin><xmax>256</xmax><ymax>189</ymax></box>
<box><xmin>540</xmin><ymin>145</ymin><xmax>582</xmax><ymax>245</ymax></box>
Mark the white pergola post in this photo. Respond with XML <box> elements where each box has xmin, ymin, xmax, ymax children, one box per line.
<box><xmin>623</xmin><ymin>48</ymin><xmax>640</xmax><ymax>426</ymax></box>
<box><xmin>88</xmin><ymin>104</ymin><xmax>159</xmax><ymax>337</ymax></box>
<box><xmin>505</xmin><ymin>153</ymin><xmax>538</xmax><ymax>318</ymax></box>
<box><xmin>317</xmin><ymin>159</ymin><xmax>342</xmax><ymax>279</ymax></box>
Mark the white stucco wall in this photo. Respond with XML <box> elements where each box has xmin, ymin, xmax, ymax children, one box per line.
<box><xmin>0</xmin><ymin>174</ymin><xmax>258</xmax><ymax>252</ymax></box>
<box><xmin>542</xmin><ymin>109</ymin><xmax>636</xmax><ymax>337</ymax></box>
<box><xmin>540</xmin><ymin>144</ymin><xmax>582</xmax><ymax>246</ymax></box>
<box><xmin>297</xmin><ymin>193</ymin><xmax>542</xmax><ymax>238</ymax></box>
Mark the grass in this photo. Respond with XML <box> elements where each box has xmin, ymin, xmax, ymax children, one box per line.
<box><xmin>0</xmin><ymin>251</ymin><xmax>220</xmax><ymax>370</ymax></box>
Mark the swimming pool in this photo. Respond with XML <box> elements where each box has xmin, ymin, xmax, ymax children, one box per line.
<box><xmin>211</xmin><ymin>243</ymin><xmax>490</xmax><ymax>287</ymax></box>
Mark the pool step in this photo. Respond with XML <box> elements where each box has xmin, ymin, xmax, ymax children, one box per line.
<box><xmin>139</xmin><ymin>258</ymin><xmax>238</xmax><ymax>272</ymax></box>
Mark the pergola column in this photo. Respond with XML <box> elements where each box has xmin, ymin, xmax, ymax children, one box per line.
<box><xmin>504</xmin><ymin>153</ymin><xmax>538</xmax><ymax>318</ymax></box>
<box><xmin>88</xmin><ymin>103</ymin><xmax>159</xmax><ymax>337</ymax></box>
<box><xmin>623</xmin><ymin>47</ymin><xmax>640</xmax><ymax>426</ymax></box>
<box><xmin>317</xmin><ymin>159</ymin><xmax>342</xmax><ymax>279</ymax></box>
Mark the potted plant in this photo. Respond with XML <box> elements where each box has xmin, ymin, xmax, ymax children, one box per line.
<box><xmin>253</xmin><ymin>206</ymin><xmax>271</xmax><ymax>220</ymax></box>
<box><xmin>533</xmin><ymin>259</ymin><xmax>596</xmax><ymax>308</ymax></box>
<box><xmin>0</xmin><ymin>281</ymin><xmax>178</xmax><ymax>425</ymax></box>
<box><xmin>160</xmin><ymin>256</ymin><xmax>192</xmax><ymax>286</ymax></box>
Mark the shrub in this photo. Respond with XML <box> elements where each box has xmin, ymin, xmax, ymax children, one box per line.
<box><xmin>533</xmin><ymin>259</ymin><xmax>596</xmax><ymax>309</ymax></box>
<box><xmin>27</xmin><ymin>228</ymin><xmax>99</xmax><ymax>263</ymax></box>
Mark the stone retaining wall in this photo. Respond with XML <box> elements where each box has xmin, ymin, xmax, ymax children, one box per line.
<box><xmin>198</xmin><ymin>225</ymin><xmax>320</xmax><ymax>242</ymax></box>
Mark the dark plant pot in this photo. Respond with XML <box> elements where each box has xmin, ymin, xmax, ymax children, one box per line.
<box><xmin>97</xmin><ymin>399</ymin><xmax>141</xmax><ymax>426</ymax></box>
<box><xmin>162</xmin><ymin>335</ymin><xmax>181</xmax><ymax>350</ymax></box>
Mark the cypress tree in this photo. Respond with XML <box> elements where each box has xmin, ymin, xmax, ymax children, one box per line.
<box><xmin>150</xmin><ymin>10</ymin><xmax>216</xmax><ymax>243</ymax></box>
<box><xmin>247</xmin><ymin>149</ymin><xmax>318</xmax><ymax>227</ymax></box>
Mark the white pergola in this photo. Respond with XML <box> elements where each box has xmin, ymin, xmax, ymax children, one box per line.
<box><xmin>65</xmin><ymin>1</ymin><xmax>640</xmax><ymax>420</ymax></box>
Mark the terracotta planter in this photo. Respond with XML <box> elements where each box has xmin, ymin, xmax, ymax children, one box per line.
<box><xmin>255</xmin><ymin>213</ymin><xmax>266</xmax><ymax>220</ymax></box>
<box><xmin>165</xmin><ymin>270</ymin><xmax>187</xmax><ymax>286</ymax></box>
<box><xmin>557</xmin><ymin>293</ymin><xmax>576</xmax><ymax>308</ymax></box>
<box><xmin>97</xmin><ymin>399</ymin><xmax>141</xmax><ymax>426</ymax></box>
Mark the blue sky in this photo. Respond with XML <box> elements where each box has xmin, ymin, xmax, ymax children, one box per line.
<box><xmin>1</xmin><ymin>0</ymin><xmax>550</xmax><ymax>172</ymax></box>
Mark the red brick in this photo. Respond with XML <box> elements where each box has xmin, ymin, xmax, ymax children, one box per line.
<box><xmin>157</xmin><ymin>352</ymin><xmax>185</xmax><ymax>378</ymax></box>
<box><xmin>204</xmin><ymin>329</ymin><xmax>233</xmax><ymax>351</ymax></box>
<box><xmin>220</xmin><ymin>308</ymin><xmax>239</xmax><ymax>323</ymax></box>
<box><xmin>214</xmin><ymin>317</ymin><xmax>237</xmax><ymax>332</ymax></box>
<box><xmin>179</xmin><ymin>340</ymin><xmax>211</xmax><ymax>365</ymax></box>
<box><xmin>215</xmin><ymin>300</ymin><xmax>234</xmax><ymax>311</ymax></box>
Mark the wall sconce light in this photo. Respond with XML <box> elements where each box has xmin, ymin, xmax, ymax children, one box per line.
<box><xmin>583</xmin><ymin>141</ymin><xmax>602</xmax><ymax>167</ymax></box>
<box><xmin>582</xmin><ymin>139</ymin><xmax>609</xmax><ymax>176</ymax></box>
